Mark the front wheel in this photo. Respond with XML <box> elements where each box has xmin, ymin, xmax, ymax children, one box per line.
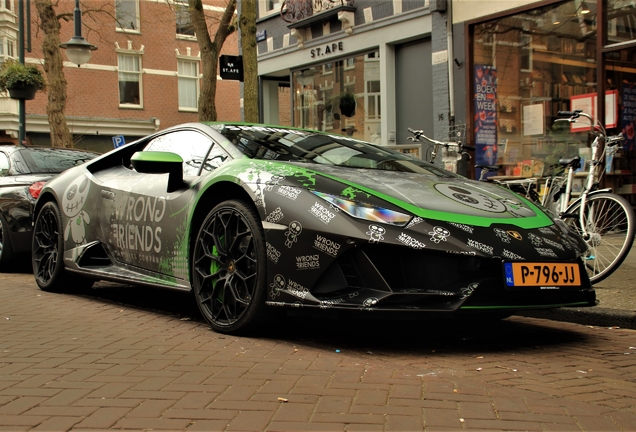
<box><xmin>565</xmin><ymin>192</ymin><xmax>635</xmax><ymax>284</ymax></box>
<box><xmin>192</xmin><ymin>200</ymin><xmax>267</xmax><ymax>334</ymax></box>
<box><xmin>32</xmin><ymin>201</ymin><xmax>94</xmax><ymax>292</ymax></box>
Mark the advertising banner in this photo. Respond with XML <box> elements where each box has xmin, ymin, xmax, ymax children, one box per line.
<box><xmin>474</xmin><ymin>65</ymin><xmax>498</xmax><ymax>178</ymax></box>
<box><xmin>621</xmin><ymin>82</ymin><xmax>636</xmax><ymax>151</ymax></box>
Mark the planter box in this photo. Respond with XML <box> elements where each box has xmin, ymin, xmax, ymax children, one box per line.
<box><xmin>8</xmin><ymin>83</ymin><xmax>37</xmax><ymax>100</ymax></box>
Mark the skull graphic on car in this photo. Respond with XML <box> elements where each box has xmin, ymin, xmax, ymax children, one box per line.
<box><xmin>269</xmin><ymin>274</ymin><xmax>286</xmax><ymax>298</ymax></box>
<box><xmin>366</xmin><ymin>224</ymin><xmax>385</xmax><ymax>243</ymax></box>
<box><xmin>429</xmin><ymin>226</ymin><xmax>450</xmax><ymax>243</ymax></box>
<box><xmin>62</xmin><ymin>175</ymin><xmax>91</xmax><ymax>246</ymax></box>
<box><xmin>284</xmin><ymin>221</ymin><xmax>302</xmax><ymax>248</ymax></box>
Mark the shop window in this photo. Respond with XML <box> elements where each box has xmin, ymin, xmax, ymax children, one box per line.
<box><xmin>176</xmin><ymin>0</ymin><xmax>195</xmax><ymax>37</ymax></box>
<box><xmin>116</xmin><ymin>0</ymin><xmax>139</xmax><ymax>32</ymax></box>
<box><xmin>366</xmin><ymin>81</ymin><xmax>380</xmax><ymax>120</ymax></box>
<box><xmin>118</xmin><ymin>54</ymin><xmax>142</xmax><ymax>106</ymax></box>
<box><xmin>471</xmin><ymin>0</ymin><xmax>597</xmax><ymax>180</ymax></box>
<box><xmin>178</xmin><ymin>59</ymin><xmax>199</xmax><ymax>110</ymax></box>
<box><xmin>292</xmin><ymin>50</ymin><xmax>381</xmax><ymax>142</ymax></box>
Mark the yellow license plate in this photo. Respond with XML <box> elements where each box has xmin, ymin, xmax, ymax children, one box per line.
<box><xmin>504</xmin><ymin>262</ymin><xmax>581</xmax><ymax>287</ymax></box>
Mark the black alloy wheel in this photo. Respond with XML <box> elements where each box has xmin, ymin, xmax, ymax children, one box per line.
<box><xmin>32</xmin><ymin>201</ymin><xmax>94</xmax><ymax>292</ymax></box>
<box><xmin>33</xmin><ymin>201</ymin><xmax>65</xmax><ymax>291</ymax></box>
<box><xmin>192</xmin><ymin>200</ymin><xmax>267</xmax><ymax>334</ymax></box>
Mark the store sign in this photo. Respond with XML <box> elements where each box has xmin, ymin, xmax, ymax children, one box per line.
<box><xmin>219</xmin><ymin>55</ymin><xmax>243</xmax><ymax>81</ymax></box>
<box><xmin>310</xmin><ymin>41</ymin><xmax>344</xmax><ymax>58</ymax></box>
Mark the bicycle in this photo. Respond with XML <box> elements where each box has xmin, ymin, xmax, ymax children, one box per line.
<box><xmin>407</xmin><ymin>126</ymin><xmax>475</xmax><ymax>171</ymax></box>
<box><xmin>492</xmin><ymin>110</ymin><xmax>635</xmax><ymax>284</ymax></box>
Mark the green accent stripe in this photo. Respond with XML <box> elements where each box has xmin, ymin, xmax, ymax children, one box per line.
<box><xmin>460</xmin><ymin>302</ymin><xmax>593</xmax><ymax>310</ymax></box>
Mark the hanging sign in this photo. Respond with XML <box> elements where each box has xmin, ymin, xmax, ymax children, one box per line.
<box><xmin>219</xmin><ymin>55</ymin><xmax>243</xmax><ymax>81</ymax></box>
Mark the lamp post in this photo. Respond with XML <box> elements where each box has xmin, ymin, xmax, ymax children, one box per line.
<box><xmin>17</xmin><ymin>0</ymin><xmax>31</xmax><ymax>146</ymax></box>
<box><xmin>59</xmin><ymin>0</ymin><xmax>97</xmax><ymax>67</ymax></box>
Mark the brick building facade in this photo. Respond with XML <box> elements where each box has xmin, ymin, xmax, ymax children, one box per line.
<box><xmin>0</xmin><ymin>0</ymin><xmax>241</xmax><ymax>153</ymax></box>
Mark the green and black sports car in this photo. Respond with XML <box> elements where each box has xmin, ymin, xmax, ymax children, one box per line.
<box><xmin>32</xmin><ymin>123</ymin><xmax>595</xmax><ymax>333</ymax></box>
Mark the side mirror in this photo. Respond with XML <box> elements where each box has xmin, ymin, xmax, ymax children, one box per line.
<box><xmin>131</xmin><ymin>151</ymin><xmax>184</xmax><ymax>192</ymax></box>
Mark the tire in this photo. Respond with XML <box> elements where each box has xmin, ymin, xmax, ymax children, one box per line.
<box><xmin>565</xmin><ymin>192</ymin><xmax>636</xmax><ymax>284</ymax></box>
<box><xmin>32</xmin><ymin>201</ymin><xmax>94</xmax><ymax>292</ymax></box>
<box><xmin>0</xmin><ymin>214</ymin><xmax>14</xmax><ymax>271</ymax></box>
<box><xmin>192</xmin><ymin>200</ymin><xmax>268</xmax><ymax>334</ymax></box>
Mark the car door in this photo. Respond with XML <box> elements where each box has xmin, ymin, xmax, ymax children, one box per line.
<box><xmin>97</xmin><ymin>129</ymin><xmax>217</xmax><ymax>278</ymax></box>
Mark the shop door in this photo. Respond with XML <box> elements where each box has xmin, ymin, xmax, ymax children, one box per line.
<box><xmin>396</xmin><ymin>39</ymin><xmax>433</xmax><ymax>146</ymax></box>
<box><xmin>261</xmin><ymin>79</ymin><xmax>291</xmax><ymax>126</ymax></box>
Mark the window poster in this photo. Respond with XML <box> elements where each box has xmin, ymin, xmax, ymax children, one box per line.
<box><xmin>522</xmin><ymin>104</ymin><xmax>544</xmax><ymax>136</ymax></box>
<box><xmin>621</xmin><ymin>83</ymin><xmax>636</xmax><ymax>151</ymax></box>
<box><xmin>474</xmin><ymin>65</ymin><xmax>498</xmax><ymax>178</ymax></box>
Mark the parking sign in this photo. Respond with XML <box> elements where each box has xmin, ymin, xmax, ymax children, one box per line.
<box><xmin>112</xmin><ymin>135</ymin><xmax>125</xmax><ymax>148</ymax></box>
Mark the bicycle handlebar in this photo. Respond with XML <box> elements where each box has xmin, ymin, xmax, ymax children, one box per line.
<box><xmin>407</xmin><ymin>128</ymin><xmax>473</xmax><ymax>151</ymax></box>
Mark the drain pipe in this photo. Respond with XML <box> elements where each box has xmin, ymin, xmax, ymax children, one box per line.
<box><xmin>447</xmin><ymin>0</ymin><xmax>455</xmax><ymax>119</ymax></box>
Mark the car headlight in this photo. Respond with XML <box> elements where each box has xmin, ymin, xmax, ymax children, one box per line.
<box><xmin>312</xmin><ymin>191</ymin><xmax>412</xmax><ymax>227</ymax></box>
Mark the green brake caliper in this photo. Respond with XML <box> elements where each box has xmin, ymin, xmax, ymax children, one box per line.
<box><xmin>210</xmin><ymin>240</ymin><xmax>223</xmax><ymax>302</ymax></box>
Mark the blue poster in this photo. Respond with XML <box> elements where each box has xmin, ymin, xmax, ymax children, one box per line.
<box><xmin>474</xmin><ymin>65</ymin><xmax>498</xmax><ymax>178</ymax></box>
<box><xmin>621</xmin><ymin>82</ymin><xmax>636</xmax><ymax>152</ymax></box>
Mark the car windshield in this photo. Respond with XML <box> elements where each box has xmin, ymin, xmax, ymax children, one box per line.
<box><xmin>17</xmin><ymin>148</ymin><xmax>98</xmax><ymax>174</ymax></box>
<box><xmin>213</xmin><ymin>124</ymin><xmax>457</xmax><ymax>176</ymax></box>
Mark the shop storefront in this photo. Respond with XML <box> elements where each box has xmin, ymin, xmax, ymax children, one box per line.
<box><xmin>256</xmin><ymin>0</ymin><xmax>451</xmax><ymax>159</ymax></box>
<box><xmin>464</xmin><ymin>0</ymin><xmax>636</xmax><ymax>207</ymax></box>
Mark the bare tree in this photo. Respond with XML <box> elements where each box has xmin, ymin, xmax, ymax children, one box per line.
<box><xmin>239</xmin><ymin>0</ymin><xmax>257</xmax><ymax>122</ymax></box>
<box><xmin>189</xmin><ymin>0</ymin><xmax>237</xmax><ymax>121</ymax></box>
<box><xmin>34</xmin><ymin>0</ymin><xmax>72</xmax><ymax>148</ymax></box>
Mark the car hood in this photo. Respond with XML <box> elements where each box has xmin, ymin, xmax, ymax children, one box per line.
<box><xmin>219</xmin><ymin>159</ymin><xmax>553</xmax><ymax>229</ymax></box>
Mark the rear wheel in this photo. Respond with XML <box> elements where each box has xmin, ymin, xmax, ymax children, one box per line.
<box><xmin>565</xmin><ymin>192</ymin><xmax>635</xmax><ymax>284</ymax></box>
<box><xmin>32</xmin><ymin>201</ymin><xmax>94</xmax><ymax>292</ymax></box>
<box><xmin>0</xmin><ymin>214</ymin><xmax>14</xmax><ymax>271</ymax></box>
<box><xmin>192</xmin><ymin>200</ymin><xmax>267</xmax><ymax>334</ymax></box>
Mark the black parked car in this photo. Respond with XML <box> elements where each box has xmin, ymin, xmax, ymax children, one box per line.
<box><xmin>0</xmin><ymin>143</ymin><xmax>98</xmax><ymax>270</ymax></box>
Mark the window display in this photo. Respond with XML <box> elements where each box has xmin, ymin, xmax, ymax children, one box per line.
<box><xmin>472</xmin><ymin>0</ymin><xmax>598</xmax><ymax>178</ymax></box>
<box><xmin>292</xmin><ymin>51</ymin><xmax>381</xmax><ymax>143</ymax></box>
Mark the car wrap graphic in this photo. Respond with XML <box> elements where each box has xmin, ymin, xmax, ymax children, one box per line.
<box><xmin>33</xmin><ymin>122</ymin><xmax>595</xmax><ymax>336</ymax></box>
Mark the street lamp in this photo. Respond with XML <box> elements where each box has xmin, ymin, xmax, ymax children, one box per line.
<box><xmin>59</xmin><ymin>0</ymin><xmax>97</xmax><ymax>66</ymax></box>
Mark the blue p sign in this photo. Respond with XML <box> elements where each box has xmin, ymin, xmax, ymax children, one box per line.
<box><xmin>112</xmin><ymin>135</ymin><xmax>125</xmax><ymax>149</ymax></box>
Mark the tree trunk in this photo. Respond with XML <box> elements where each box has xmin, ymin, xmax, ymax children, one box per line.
<box><xmin>239</xmin><ymin>0</ymin><xmax>258</xmax><ymax>123</ymax></box>
<box><xmin>189</xmin><ymin>0</ymin><xmax>236</xmax><ymax>122</ymax></box>
<box><xmin>34</xmin><ymin>0</ymin><xmax>73</xmax><ymax>148</ymax></box>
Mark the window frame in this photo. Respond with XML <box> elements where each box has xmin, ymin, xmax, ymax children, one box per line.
<box><xmin>115</xmin><ymin>0</ymin><xmax>140</xmax><ymax>33</ymax></box>
<box><xmin>177</xmin><ymin>58</ymin><xmax>200</xmax><ymax>111</ymax></box>
<box><xmin>175</xmin><ymin>0</ymin><xmax>196</xmax><ymax>39</ymax></box>
<box><xmin>118</xmin><ymin>53</ymin><xmax>143</xmax><ymax>108</ymax></box>
<box><xmin>258</xmin><ymin>0</ymin><xmax>282</xmax><ymax>18</ymax></box>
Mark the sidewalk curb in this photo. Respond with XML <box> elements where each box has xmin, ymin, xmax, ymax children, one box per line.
<box><xmin>517</xmin><ymin>307</ymin><xmax>636</xmax><ymax>330</ymax></box>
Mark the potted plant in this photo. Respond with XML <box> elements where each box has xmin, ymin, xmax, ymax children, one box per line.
<box><xmin>0</xmin><ymin>59</ymin><xmax>47</xmax><ymax>100</ymax></box>
<box><xmin>338</xmin><ymin>91</ymin><xmax>356</xmax><ymax>118</ymax></box>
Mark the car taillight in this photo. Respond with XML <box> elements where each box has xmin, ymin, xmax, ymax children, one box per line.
<box><xmin>29</xmin><ymin>181</ymin><xmax>47</xmax><ymax>199</ymax></box>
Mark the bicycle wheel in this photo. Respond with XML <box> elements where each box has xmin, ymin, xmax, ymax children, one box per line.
<box><xmin>565</xmin><ymin>192</ymin><xmax>635</xmax><ymax>284</ymax></box>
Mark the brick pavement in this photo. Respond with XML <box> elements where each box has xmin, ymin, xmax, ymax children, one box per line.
<box><xmin>1</xmin><ymin>272</ymin><xmax>636</xmax><ymax>431</ymax></box>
